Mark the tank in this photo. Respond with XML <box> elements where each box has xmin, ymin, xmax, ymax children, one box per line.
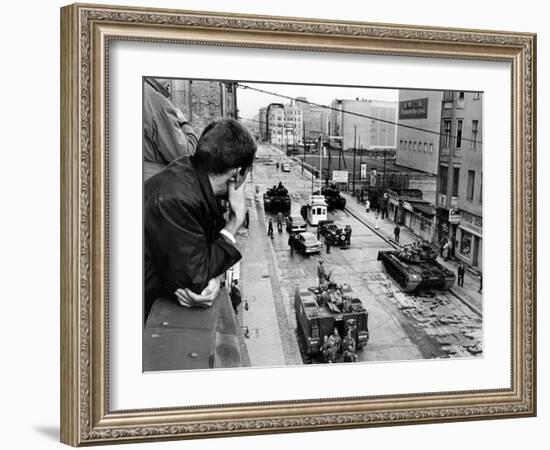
<box><xmin>314</xmin><ymin>184</ymin><xmax>346</xmax><ymax>210</ymax></box>
<box><xmin>294</xmin><ymin>278</ymin><xmax>369</xmax><ymax>363</ymax></box>
<box><xmin>263</xmin><ymin>183</ymin><xmax>291</xmax><ymax>213</ymax></box>
<box><xmin>377</xmin><ymin>241</ymin><xmax>456</xmax><ymax>292</ymax></box>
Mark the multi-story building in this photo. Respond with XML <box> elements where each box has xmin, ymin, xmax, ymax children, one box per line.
<box><xmin>296</xmin><ymin>97</ymin><xmax>329</xmax><ymax>140</ymax></box>
<box><xmin>156</xmin><ymin>78</ymin><xmax>238</xmax><ymax>137</ymax></box>
<box><xmin>329</xmin><ymin>99</ymin><xmax>397</xmax><ymax>151</ymax></box>
<box><xmin>435</xmin><ymin>90</ymin><xmax>483</xmax><ymax>271</ymax></box>
<box><xmin>264</xmin><ymin>102</ymin><xmax>303</xmax><ymax>147</ymax></box>
<box><xmin>395</xmin><ymin>90</ymin><xmax>443</xmax><ymax>176</ymax></box>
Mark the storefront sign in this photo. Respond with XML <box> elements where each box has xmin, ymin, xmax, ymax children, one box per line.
<box><xmin>398</xmin><ymin>98</ymin><xmax>428</xmax><ymax>120</ymax></box>
<box><xmin>449</xmin><ymin>208</ymin><xmax>461</xmax><ymax>224</ymax></box>
<box><xmin>332</xmin><ymin>170</ymin><xmax>348</xmax><ymax>183</ymax></box>
<box><xmin>360</xmin><ymin>163</ymin><xmax>367</xmax><ymax>180</ymax></box>
<box><xmin>460</xmin><ymin>210</ymin><xmax>482</xmax><ymax>235</ymax></box>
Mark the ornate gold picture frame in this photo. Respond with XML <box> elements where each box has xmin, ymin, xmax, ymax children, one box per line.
<box><xmin>60</xmin><ymin>3</ymin><xmax>536</xmax><ymax>446</ymax></box>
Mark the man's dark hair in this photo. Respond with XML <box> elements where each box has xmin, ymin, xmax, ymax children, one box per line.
<box><xmin>192</xmin><ymin>118</ymin><xmax>257</xmax><ymax>174</ymax></box>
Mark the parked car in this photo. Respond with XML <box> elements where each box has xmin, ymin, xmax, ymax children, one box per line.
<box><xmin>286</xmin><ymin>214</ymin><xmax>307</xmax><ymax>233</ymax></box>
<box><xmin>292</xmin><ymin>232</ymin><xmax>322</xmax><ymax>254</ymax></box>
<box><xmin>281</xmin><ymin>162</ymin><xmax>291</xmax><ymax>172</ymax></box>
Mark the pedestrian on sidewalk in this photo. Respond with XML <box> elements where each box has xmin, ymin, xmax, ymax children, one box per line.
<box><xmin>374</xmin><ymin>212</ymin><xmax>380</xmax><ymax>230</ymax></box>
<box><xmin>478</xmin><ymin>273</ymin><xmax>483</xmax><ymax>293</ymax></box>
<box><xmin>317</xmin><ymin>259</ymin><xmax>327</xmax><ymax>285</ymax></box>
<box><xmin>457</xmin><ymin>262</ymin><xmax>465</xmax><ymax>287</ymax></box>
<box><xmin>243</xmin><ymin>209</ymin><xmax>250</xmax><ymax>229</ymax></box>
<box><xmin>230</xmin><ymin>279</ymin><xmax>242</xmax><ymax>314</ymax></box>
<box><xmin>288</xmin><ymin>232</ymin><xmax>295</xmax><ymax>255</ymax></box>
<box><xmin>394</xmin><ymin>224</ymin><xmax>401</xmax><ymax>244</ymax></box>
<box><xmin>267</xmin><ymin>218</ymin><xmax>273</xmax><ymax>238</ymax></box>
<box><xmin>365</xmin><ymin>198</ymin><xmax>370</xmax><ymax>213</ymax></box>
<box><xmin>443</xmin><ymin>239</ymin><xmax>451</xmax><ymax>261</ymax></box>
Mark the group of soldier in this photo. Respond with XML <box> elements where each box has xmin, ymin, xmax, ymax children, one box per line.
<box><xmin>321</xmin><ymin>327</ymin><xmax>357</xmax><ymax>363</ymax></box>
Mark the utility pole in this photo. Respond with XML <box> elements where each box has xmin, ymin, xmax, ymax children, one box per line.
<box><xmin>327</xmin><ymin>122</ymin><xmax>332</xmax><ymax>185</ymax></box>
<box><xmin>352</xmin><ymin>125</ymin><xmax>357</xmax><ymax>196</ymax></box>
<box><xmin>302</xmin><ymin>121</ymin><xmax>306</xmax><ymax>174</ymax></box>
<box><xmin>383</xmin><ymin>148</ymin><xmax>387</xmax><ymax>190</ymax></box>
<box><xmin>319</xmin><ymin>135</ymin><xmax>323</xmax><ymax>187</ymax></box>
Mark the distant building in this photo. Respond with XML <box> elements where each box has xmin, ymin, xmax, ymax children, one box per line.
<box><xmin>395</xmin><ymin>90</ymin><xmax>443</xmax><ymax>176</ymax></box>
<box><xmin>258</xmin><ymin>107</ymin><xmax>267</xmax><ymax>141</ymax></box>
<box><xmin>435</xmin><ymin>90</ymin><xmax>483</xmax><ymax>271</ymax></box>
<box><xmin>264</xmin><ymin>102</ymin><xmax>303</xmax><ymax>147</ymax></box>
<box><xmin>155</xmin><ymin>78</ymin><xmax>238</xmax><ymax>137</ymax></box>
<box><xmin>296</xmin><ymin>97</ymin><xmax>329</xmax><ymax>140</ymax></box>
<box><xmin>329</xmin><ymin>99</ymin><xmax>397</xmax><ymax>151</ymax></box>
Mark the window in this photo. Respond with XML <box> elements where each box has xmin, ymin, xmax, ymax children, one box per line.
<box><xmin>460</xmin><ymin>231</ymin><xmax>472</xmax><ymax>257</ymax></box>
<box><xmin>456</xmin><ymin>120</ymin><xmax>463</xmax><ymax>148</ymax></box>
<box><xmin>472</xmin><ymin>120</ymin><xmax>479</xmax><ymax>150</ymax></box>
<box><xmin>467</xmin><ymin>170</ymin><xmax>475</xmax><ymax>200</ymax></box>
<box><xmin>443</xmin><ymin>120</ymin><xmax>452</xmax><ymax>147</ymax></box>
<box><xmin>399</xmin><ymin>139</ymin><xmax>403</xmax><ymax>150</ymax></box>
<box><xmin>443</xmin><ymin>90</ymin><xmax>453</xmax><ymax>101</ymax></box>
<box><xmin>413</xmin><ymin>142</ymin><xmax>417</xmax><ymax>151</ymax></box>
<box><xmin>429</xmin><ymin>143</ymin><xmax>434</xmax><ymax>153</ymax></box>
<box><xmin>452</xmin><ymin>167</ymin><xmax>460</xmax><ymax>197</ymax></box>
<box><xmin>458</xmin><ymin>91</ymin><xmax>465</xmax><ymax>100</ymax></box>
<box><xmin>424</xmin><ymin>143</ymin><xmax>428</xmax><ymax>153</ymax></box>
<box><xmin>439</xmin><ymin>165</ymin><xmax>448</xmax><ymax>195</ymax></box>
<box><xmin>408</xmin><ymin>141</ymin><xmax>412</xmax><ymax>151</ymax></box>
<box><xmin>474</xmin><ymin>92</ymin><xmax>481</xmax><ymax>100</ymax></box>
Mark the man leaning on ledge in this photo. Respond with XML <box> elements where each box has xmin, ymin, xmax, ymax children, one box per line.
<box><xmin>144</xmin><ymin>118</ymin><xmax>257</xmax><ymax>322</ymax></box>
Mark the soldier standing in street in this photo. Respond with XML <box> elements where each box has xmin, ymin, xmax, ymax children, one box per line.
<box><xmin>317</xmin><ymin>259</ymin><xmax>326</xmax><ymax>285</ymax></box>
<box><xmin>267</xmin><ymin>218</ymin><xmax>274</xmax><ymax>238</ymax></box>
<box><xmin>243</xmin><ymin>209</ymin><xmax>250</xmax><ymax>229</ymax></box>
<box><xmin>288</xmin><ymin>232</ymin><xmax>295</xmax><ymax>255</ymax></box>
<box><xmin>344</xmin><ymin>225</ymin><xmax>352</xmax><ymax>247</ymax></box>
<box><xmin>325</xmin><ymin>236</ymin><xmax>331</xmax><ymax>254</ymax></box>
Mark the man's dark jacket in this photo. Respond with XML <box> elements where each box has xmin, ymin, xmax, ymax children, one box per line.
<box><xmin>144</xmin><ymin>156</ymin><xmax>241</xmax><ymax>318</ymax></box>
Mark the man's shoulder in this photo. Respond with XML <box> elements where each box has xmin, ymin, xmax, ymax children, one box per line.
<box><xmin>145</xmin><ymin>158</ymin><xmax>202</xmax><ymax>210</ymax></box>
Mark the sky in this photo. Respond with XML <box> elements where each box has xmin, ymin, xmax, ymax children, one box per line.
<box><xmin>236</xmin><ymin>82</ymin><xmax>399</xmax><ymax>121</ymax></box>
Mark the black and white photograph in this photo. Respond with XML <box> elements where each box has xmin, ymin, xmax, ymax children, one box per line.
<box><xmin>142</xmin><ymin>77</ymin><xmax>483</xmax><ymax>371</ymax></box>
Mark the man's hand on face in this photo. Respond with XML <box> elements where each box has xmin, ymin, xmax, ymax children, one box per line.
<box><xmin>174</xmin><ymin>277</ymin><xmax>221</xmax><ymax>309</ymax></box>
<box><xmin>227</xmin><ymin>178</ymin><xmax>246</xmax><ymax>226</ymax></box>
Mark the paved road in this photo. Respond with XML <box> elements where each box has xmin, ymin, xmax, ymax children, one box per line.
<box><xmin>236</xmin><ymin>143</ymin><xmax>482</xmax><ymax>366</ymax></box>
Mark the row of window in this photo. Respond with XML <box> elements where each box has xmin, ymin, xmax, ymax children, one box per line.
<box><xmin>442</xmin><ymin>119</ymin><xmax>480</xmax><ymax>150</ymax></box>
<box><xmin>438</xmin><ymin>166</ymin><xmax>482</xmax><ymax>203</ymax></box>
<box><xmin>443</xmin><ymin>91</ymin><xmax>482</xmax><ymax>101</ymax></box>
<box><xmin>399</xmin><ymin>140</ymin><xmax>434</xmax><ymax>153</ymax></box>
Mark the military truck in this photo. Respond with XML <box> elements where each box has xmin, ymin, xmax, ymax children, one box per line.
<box><xmin>377</xmin><ymin>241</ymin><xmax>456</xmax><ymax>292</ymax></box>
<box><xmin>294</xmin><ymin>280</ymin><xmax>369</xmax><ymax>362</ymax></box>
<box><xmin>263</xmin><ymin>182</ymin><xmax>291</xmax><ymax>213</ymax></box>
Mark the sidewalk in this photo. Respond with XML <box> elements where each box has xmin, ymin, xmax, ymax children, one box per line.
<box><xmin>341</xmin><ymin>193</ymin><xmax>483</xmax><ymax>315</ymax></box>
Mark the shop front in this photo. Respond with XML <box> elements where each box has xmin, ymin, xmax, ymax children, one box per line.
<box><xmin>456</xmin><ymin>210</ymin><xmax>483</xmax><ymax>271</ymax></box>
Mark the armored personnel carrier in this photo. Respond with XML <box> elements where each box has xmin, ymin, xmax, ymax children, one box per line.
<box><xmin>377</xmin><ymin>241</ymin><xmax>456</xmax><ymax>292</ymax></box>
<box><xmin>263</xmin><ymin>182</ymin><xmax>291</xmax><ymax>213</ymax></box>
<box><xmin>294</xmin><ymin>277</ymin><xmax>369</xmax><ymax>362</ymax></box>
<box><xmin>314</xmin><ymin>184</ymin><xmax>346</xmax><ymax>210</ymax></box>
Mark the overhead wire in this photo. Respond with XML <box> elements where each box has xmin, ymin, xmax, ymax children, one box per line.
<box><xmin>236</xmin><ymin>83</ymin><xmax>483</xmax><ymax>145</ymax></box>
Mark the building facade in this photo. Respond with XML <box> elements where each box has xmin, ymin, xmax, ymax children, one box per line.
<box><xmin>156</xmin><ymin>78</ymin><xmax>238</xmax><ymax>137</ymax></box>
<box><xmin>329</xmin><ymin>99</ymin><xmax>397</xmax><ymax>151</ymax></box>
<box><xmin>296</xmin><ymin>97</ymin><xmax>329</xmax><ymax>140</ymax></box>
<box><xmin>264</xmin><ymin>102</ymin><xmax>303</xmax><ymax>147</ymax></box>
<box><xmin>395</xmin><ymin>90</ymin><xmax>443</xmax><ymax>176</ymax></box>
<box><xmin>435</xmin><ymin>90</ymin><xmax>483</xmax><ymax>271</ymax></box>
